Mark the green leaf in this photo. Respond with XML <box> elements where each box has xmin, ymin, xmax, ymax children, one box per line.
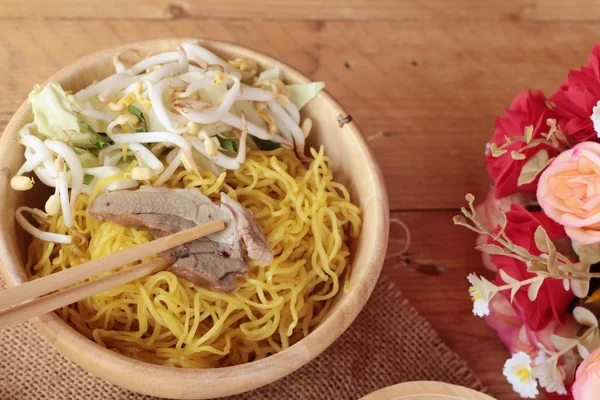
<box><xmin>550</xmin><ymin>334</ymin><xmax>579</xmax><ymax>352</ymax></box>
<box><xmin>452</xmin><ymin>215</ymin><xmax>467</xmax><ymax>225</ymax></box>
<box><xmin>475</xmin><ymin>244</ymin><xmax>507</xmax><ymax>255</ymax></box>
<box><xmin>251</xmin><ymin>135</ymin><xmax>280</xmax><ymax>151</ymax></box>
<box><xmin>527</xmin><ymin>277</ymin><xmax>544</xmax><ymax>301</ymax></box>
<box><xmin>523</xmin><ymin>125</ymin><xmax>534</xmax><ymax>143</ymax></box>
<box><xmin>83</xmin><ymin>174</ymin><xmax>94</xmax><ymax>185</ymax></box>
<box><xmin>518</xmin><ymin>150</ymin><xmax>554</xmax><ymax>186</ymax></box>
<box><xmin>573</xmin><ymin>306</ymin><xmax>598</xmax><ymax>328</ymax></box>
<box><xmin>128</xmin><ymin>105</ymin><xmax>147</xmax><ymax>132</ymax></box>
<box><xmin>78</xmin><ymin>120</ymin><xmax>97</xmax><ymax>134</ymax></box>
<box><xmin>217</xmin><ymin>137</ymin><xmax>238</xmax><ymax>153</ymax></box>
<box><xmin>511</xmin><ymin>150</ymin><xmax>526</xmax><ymax>160</ymax></box>
<box><xmin>490</xmin><ymin>143</ymin><xmax>507</xmax><ymax>157</ymax></box>
<box><xmin>534</xmin><ymin>226</ymin><xmax>551</xmax><ymax>253</ymax></box>
<box><xmin>78</xmin><ymin>120</ymin><xmax>112</xmax><ymax>150</ymax></box>
<box><xmin>511</xmin><ymin>244</ymin><xmax>531</xmax><ymax>258</ymax></box>
<box><xmin>575</xmin><ymin>242</ymin><xmax>600</xmax><ymax>265</ymax></box>
<box><xmin>499</xmin><ymin>269</ymin><xmax>518</xmax><ymax>284</ymax></box>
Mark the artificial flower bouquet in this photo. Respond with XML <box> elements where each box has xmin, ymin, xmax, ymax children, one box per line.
<box><xmin>457</xmin><ymin>46</ymin><xmax>600</xmax><ymax>399</ymax></box>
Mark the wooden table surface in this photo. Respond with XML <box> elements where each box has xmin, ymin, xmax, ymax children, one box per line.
<box><xmin>2</xmin><ymin>1</ymin><xmax>597</xmax><ymax>398</ymax></box>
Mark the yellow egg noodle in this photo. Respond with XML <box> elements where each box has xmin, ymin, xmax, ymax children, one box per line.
<box><xmin>26</xmin><ymin>147</ymin><xmax>361</xmax><ymax>367</ymax></box>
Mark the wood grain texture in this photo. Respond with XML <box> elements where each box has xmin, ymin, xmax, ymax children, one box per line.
<box><xmin>361</xmin><ymin>381</ymin><xmax>494</xmax><ymax>400</ymax></box>
<box><xmin>1</xmin><ymin>0</ymin><xmax>599</xmax><ymax>21</ymax></box>
<box><xmin>2</xmin><ymin>2</ymin><xmax>594</xmax><ymax>398</ymax></box>
<box><xmin>386</xmin><ymin>211</ymin><xmax>516</xmax><ymax>399</ymax></box>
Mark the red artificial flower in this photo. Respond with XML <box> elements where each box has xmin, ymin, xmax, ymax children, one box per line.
<box><xmin>488</xmin><ymin>204</ymin><xmax>574</xmax><ymax>331</ymax></box>
<box><xmin>546</xmin><ymin>387</ymin><xmax>574</xmax><ymax>400</ymax></box>
<box><xmin>550</xmin><ymin>45</ymin><xmax>600</xmax><ymax>144</ymax></box>
<box><xmin>486</xmin><ymin>90</ymin><xmax>561</xmax><ymax>199</ymax></box>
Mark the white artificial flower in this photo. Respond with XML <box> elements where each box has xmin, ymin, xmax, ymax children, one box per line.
<box><xmin>467</xmin><ymin>273</ymin><xmax>492</xmax><ymax>317</ymax></box>
<box><xmin>592</xmin><ymin>100</ymin><xmax>600</xmax><ymax>137</ymax></box>
<box><xmin>503</xmin><ymin>352</ymin><xmax>539</xmax><ymax>398</ymax></box>
<box><xmin>534</xmin><ymin>351</ymin><xmax>567</xmax><ymax>395</ymax></box>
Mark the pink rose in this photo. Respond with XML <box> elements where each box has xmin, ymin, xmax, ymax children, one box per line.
<box><xmin>538</xmin><ymin>141</ymin><xmax>600</xmax><ymax>244</ymax></box>
<box><xmin>475</xmin><ymin>188</ymin><xmax>533</xmax><ymax>271</ymax></box>
<box><xmin>485</xmin><ymin>294</ymin><xmax>579</xmax><ymax>358</ymax></box>
<box><xmin>573</xmin><ymin>346</ymin><xmax>600</xmax><ymax>399</ymax></box>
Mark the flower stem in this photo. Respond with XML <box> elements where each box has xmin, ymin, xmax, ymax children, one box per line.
<box><xmin>493</xmin><ymin>275</ymin><xmax>544</xmax><ymax>295</ymax></box>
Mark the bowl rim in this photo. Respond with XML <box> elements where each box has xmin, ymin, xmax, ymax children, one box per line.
<box><xmin>0</xmin><ymin>38</ymin><xmax>389</xmax><ymax>399</ymax></box>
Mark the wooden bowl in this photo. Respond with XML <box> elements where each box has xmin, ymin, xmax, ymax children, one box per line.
<box><xmin>0</xmin><ymin>39</ymin><xmax>389</xmax><ymax>398</ymax></box>
<box><xmin>361</xmin><ymin>382</ymin><xmax>495</xmax><ymax>400</ymax></box>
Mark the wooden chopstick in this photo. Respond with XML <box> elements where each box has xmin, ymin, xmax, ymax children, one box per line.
<box><xmin>0</xmin><ymin>258</ymin><xmax>172</xmax><ymax>330</ymax></box>
<box><xmin>0</xmin><ymin>220</ymin><xmax>224</xmax><ymax>313</ymax></box>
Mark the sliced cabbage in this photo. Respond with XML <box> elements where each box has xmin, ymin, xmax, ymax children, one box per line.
<box><xmin>257</xmin><ymin>68</ymin><xmax>282</xmax><ymax>82</ymax></box>
<box><xmin>192</xmin><ymin>150</ymin><xmax>225</xmax><ymax>176</ymax></box>
<box><xmin>231</xmin><ymin>100</ymin><xmax>267</xmax><ymax>130</ymax></box>
<box><xmin>286</xmin><ymin>82</ymin><xmax>325</xmax><ymax>110</ymax></box>
<box><xmin>143</xmin><ymin>104</ymin><xmax>168</xmax><ymax>132</ymax></box>
<box><xmin>78</xmin><ymin>97</ymin><xmax>119</xmax><ymax>133</ymax></box>
<box><xmin>200</xmin><ymin>82</ymin><xmax>227</xmax><ymax>105</ymax></box>
<box><xmin>75</xmin><ymin>150</ymin><xmax>99</xmax><ymax>168</ymax></box>
<box><xmin>29</xmin><ymin>81</ymin><xmax>79</xmax><ymax>141</ymax></box>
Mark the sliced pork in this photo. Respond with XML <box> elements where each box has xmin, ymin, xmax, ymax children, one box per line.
<box><xmin>88</xmin><ymin>187</ymin><xmax>273</xmax><ymax>292</ymax></box>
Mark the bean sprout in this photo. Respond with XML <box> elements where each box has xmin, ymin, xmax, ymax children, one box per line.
<box><xmin>110</xmin><ymin>132</ymin><xmax>199</xmax><ymax>176</ymax></box>
<box><xmin>45</xmin><ymin>140</ymin><xmax>84</xmax><ymax>212</ymax></box>
<box><xmin>57</xmin><ymin>169</ymin><xmax>72</xmax><ymax>227</ymax></box>
<box><xmin>154</xmin><ymin>149</ymin><xmax>182</xmax><ymax>186</ymax></box>
<box><xmin>128</xmin><ymin>143</ymin><xmax>164</xmax><ymax>174</ymax></box>
<box><xmin>180</xmin><ymin>43</ymin><xmax>236</xmax><ymax>71</ymax></box>
<box><xmin>16</xmin><ymin>207</ymin><xmax>72</xmax><ymax>244</ymax></box>
<box><xmin>150</xmin><ymin>78</ymin><xmax>187</xmax><ymax>133</ymax></box>
<box><xmin>237</xmin><ymin>84</ymin><xmax>277</xmax><ymax>102</ymax></box>
<box><xmin>75</xmin><ymin>73</ymin><xmax>142</xmax><ymax>102</ymax></box>
<box><xmin>283</xmin><ymin>102</ymin><xmax>300</xmax><ymax>124</ymax></box>
<box><xmin>127</xmin><ymin>51</ymin><xmax>179</xmax><ymax>75</ymax></box>
<box><xmin>268</xmin><ymin>100</ymin><xmax>305</xmax><ymax>155</ymax></box>
<box><xmin>17</xmin><ymin>152</ymin><xmax>48</xmax><ymax>175</ymax></box>
<box><xmin>178</xmin><ymin>76</ymin><xmax>213</xmax><ymax>98</ymax></box>
<box><xmin>221</xmin><ymin>113</ymin><xmax>289</xmax><ymax>145</ymax></box>
<box><xmin>19</xmin><ymin>135</ymin><xmax>56</xmax><ymax>176</ymax></box>
<box><xmin>174</xmin><ymin>75</ymin><xmax>240</xmax><ymax>124</ymax></box>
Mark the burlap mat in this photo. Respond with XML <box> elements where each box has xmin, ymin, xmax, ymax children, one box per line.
<box><xmin>0</xmin><ymin>274</ymin><xmax>484</xmax><ymax>400</ymax></box>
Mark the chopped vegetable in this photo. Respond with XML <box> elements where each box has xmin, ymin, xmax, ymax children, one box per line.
<box><xmin>83</xmin><ymin>174</ymin><xmax>94</xmax><ymax>185</ymax></box>
<box><xmin>217</xmin><ymin>137</ymin><xmax>238</xmax><ymax>153</ymax></box>
<box><xmin>78</xmin><ymin>121</ymin><xmax>112</xmax><ymax>150</ymax></box>
<box><xmin>29</xmin><ymin>82</ymin><xmax>79</xmax><ymax>141</ymax></box>
<box><xmin>286</xmin><ymin>82</ymin><xmax>325</xmax><ymax>110</ymax></box>
<box><xmin>127</xmin><ymin>105</ymin><xmax>147</xmax><ymax>132</ymax></box>
<box><xmin>75</xmin><ymin>150</ymin><xmax>99</xmax><ymax>168</ymax></box>
<box><xmin>252</xmin><ymin>135</ymin><xmax>281</xmax><ymax>151</ymax></box>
